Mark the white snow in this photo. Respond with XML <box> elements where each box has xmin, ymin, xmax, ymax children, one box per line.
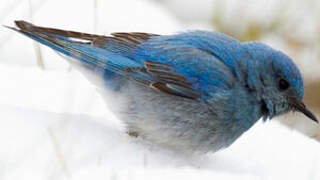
<box><xmin>1</xmin><ymin>66</ymin><xmax>320</xmax><ymax>179</ymax></box>
<box><xmin>1</xmin><ymin>0</ymin><xmax>320</xmax><ymax>179</ymax></box>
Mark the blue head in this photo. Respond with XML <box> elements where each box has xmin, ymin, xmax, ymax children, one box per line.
<box><xmin>240</xmin><ymin>42</ymin><xmax>317</xmax><ymax>122</ymax></box>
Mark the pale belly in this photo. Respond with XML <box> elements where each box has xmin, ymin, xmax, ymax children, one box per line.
<box><xmin>98</xmin><ymin>79</ymin><xmax>248</xmax><ymax>153</ymax></box>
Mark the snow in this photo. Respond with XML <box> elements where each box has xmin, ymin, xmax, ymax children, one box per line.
<box><xmin>1</xmin><ymin>67</ymin><xmax>320</xmax><ymax>179</ymax></box>
<box><xmin>1</xmin><ymin>0</ymin><xmax>320</xmax><ymax>179</ymax></box>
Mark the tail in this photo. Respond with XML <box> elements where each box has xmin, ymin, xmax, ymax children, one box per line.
<box><xmin>6</xmin><ymin>21</ymin><xmax>143</xmax><ymax>74</ymax></box>
<box><xmin>6</xmin><ymin>21</ymin><xmax>203</xmax><ymax>99</ymax></box>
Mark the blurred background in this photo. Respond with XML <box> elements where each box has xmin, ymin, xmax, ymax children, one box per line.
<box><xmin>0</xmin><ymin>0</ymin><xmax>320</xmax><ymax>179</ymax></box>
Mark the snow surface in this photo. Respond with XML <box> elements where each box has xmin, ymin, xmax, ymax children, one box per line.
<box><xmin>1</xmin><ymin>65</ymin><xmax>320</xmax><ymax>180</ymax></box>
<box><xmin>1</xmin><ymin>0</ymin><xmax>320</xmax><ymax>179</ymax></box>
<box><xmin>1</xmin><ymin>65</ymin><xmax>320</xmax><ymax>179</ymax></box>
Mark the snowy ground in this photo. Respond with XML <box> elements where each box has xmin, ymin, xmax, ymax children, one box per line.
<box><xmin>1</xmin><ymin>0</ymin><xmax>320</xmax><ymax>179</ymax></box>
<box><xmin>1</xmin><ymin>65</ymin><xmax>320</xmax><ymax>179</ymax></box>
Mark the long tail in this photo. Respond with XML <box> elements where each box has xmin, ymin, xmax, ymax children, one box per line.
<box><xmin>6</xmin><ymin>21</ymin><xmax>142</xmax><ymax>75</ymax></box>
<box><xmin>7</xmin><ymin>21</ymin><xmax>202</xmax><ymax>99</ymax></box>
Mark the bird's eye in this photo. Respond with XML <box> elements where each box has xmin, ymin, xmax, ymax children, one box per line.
<box><xmin>278</xmin><ymin>78</ymin><xmax>290</xmax><ymax>91</ymax></box>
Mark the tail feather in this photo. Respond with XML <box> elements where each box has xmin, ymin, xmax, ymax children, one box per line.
<box><xmin>15</xmin><ymin>20</ymin><xmax>102</xmax><ymax>41</ymax></box>
<box><xmin>14</xmin><ymin>20</ymin><xmax>158</xmax><ymax>57</ymax></box>
<box><xmin>7</xmin><ymin>20</ymin><xmax>157</xmax><ymax>87</ymax></box>
<box><xmin>9</xmin><ymin>21</ymin><xmax>142</xmax><ymax>73</ymax></box>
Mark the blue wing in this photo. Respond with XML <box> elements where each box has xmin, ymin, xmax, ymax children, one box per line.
<box><xmin>9</xmin><ymin>21</ymin><xmax>240</xmax><ymax>101</ymax></box>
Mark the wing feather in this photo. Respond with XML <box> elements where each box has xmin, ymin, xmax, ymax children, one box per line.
<box><xmin>9</xmin><ymin>21</ymin><xmax>236</xmax><ymax>101</ymax></box>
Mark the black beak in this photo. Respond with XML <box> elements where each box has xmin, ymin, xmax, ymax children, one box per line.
<box><xmin>290</xmin><ymin>99</ymin><xmax>318</xmax><ymax>123</ymax></box>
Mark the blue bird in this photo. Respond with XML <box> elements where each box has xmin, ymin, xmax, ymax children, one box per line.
<box><xmin>7</xmin><ymin>21</ymin><xmax>318</xmax><ymax>153</ymax></box>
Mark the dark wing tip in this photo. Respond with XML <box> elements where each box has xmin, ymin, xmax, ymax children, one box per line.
<box><xmin>111</xmin><ymin>32</ymin><xmax>160</xmax><ymax>45</ymax></box>
<box><xmin>2</xmin><ymin>24</ymin><xmax>16</xmax><ymax>30</ymax></box>
<box><xmin>3</xmin><ymin>20</ymin><xmax>36</xmax><ymax>33</ymax></box>
<box><xmin>2</xmin><ymin>20</ymin><xmax>30</xmax><ymax>31</ymax></box>
<box><xmin>14</xmin><ymin>20</ymin><xmax>35</xmax><ymax>31</ymax></box>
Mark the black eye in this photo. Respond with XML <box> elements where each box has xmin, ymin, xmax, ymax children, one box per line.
<box><xmin>278</xmin><ymin>78</ymin><xmax>290</xmax><ymax>90</ymax></box>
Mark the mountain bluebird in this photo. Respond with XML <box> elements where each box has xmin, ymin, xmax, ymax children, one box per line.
<box><xmin>8</xmin><ymin>21</ymin><xmax>318</xmax><ymax>153</ymax></box>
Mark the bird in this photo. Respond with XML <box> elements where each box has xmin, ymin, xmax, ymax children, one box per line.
<box><xmin>6</xmin><ymin>20</ymin><xmax>318</xmax><ymax>153</ymax></box>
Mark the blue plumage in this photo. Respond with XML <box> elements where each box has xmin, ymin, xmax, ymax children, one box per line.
<box><xmin>8</xmin><ymin>21</ymin><xmax>318</xmax><ymax>153</ymax></box>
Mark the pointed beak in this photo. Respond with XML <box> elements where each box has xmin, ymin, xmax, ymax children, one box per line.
<box><xmin>290</xmin><ymin>99</ymin><xmax>318</xmax><ymax>123</ymax></box>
